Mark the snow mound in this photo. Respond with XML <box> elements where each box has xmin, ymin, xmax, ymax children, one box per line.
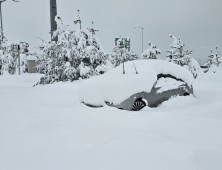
<box><xmin>79</xmin><ymin>60</ymin><xmax>194</xmax><ymax>107</ymax></box>
<box><xmin>155</xmin><ymin>77</ymin><xmax>186</xmax><ymax>93</ymax></box>
<box><xmin>26</xmin><ymin>55</ymin><xmax>37</xmax><ymax>61</ymax></box>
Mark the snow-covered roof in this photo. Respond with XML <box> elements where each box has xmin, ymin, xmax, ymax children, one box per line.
<box><xmin>26</xmin><ymin>55</ymin><xmax>37</xmax><ymax>61</ymax></box>
<box><xmin>79</xmin><ymin>60</ymin><xmax>194</xmax><ymax>107</ymax></box>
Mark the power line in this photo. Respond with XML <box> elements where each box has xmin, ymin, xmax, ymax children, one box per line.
<box><xmin>193</xmin><ymin>45</ymin><xmax>222</xmax><ymax>49</ymax></box>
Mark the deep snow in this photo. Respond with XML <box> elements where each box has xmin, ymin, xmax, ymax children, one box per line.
<box><xmin>0</xmin><ymin>69</ymin><xmax>222</xmax><ymax>170</ymax></box>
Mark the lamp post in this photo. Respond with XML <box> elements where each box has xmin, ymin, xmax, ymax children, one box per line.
<box><xmin>135</xmin><ymin>25</ymin><xmax>144</xmax><ymax>53</ymax></box>
<box><xmin>0</xmin><ymin>0</ymin><xmax>19</xmax><ymax>43</ymax></box>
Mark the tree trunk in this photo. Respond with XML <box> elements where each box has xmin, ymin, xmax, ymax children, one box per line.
<box><xmin>123</xmin><ymin>61</ymin><xmax>125</xmax><ymax>74</ymax></box>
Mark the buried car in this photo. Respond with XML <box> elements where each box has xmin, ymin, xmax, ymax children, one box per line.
<box><xmin>79</xmin><ymin>60</ymin><xmax>194</xmax><ymax>111</ymax></box>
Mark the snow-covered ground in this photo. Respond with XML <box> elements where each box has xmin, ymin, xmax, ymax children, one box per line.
<box><xmin>1</xmin><ymin>69</ymin><xmax>222</xmax><ymax>170</ymax></box>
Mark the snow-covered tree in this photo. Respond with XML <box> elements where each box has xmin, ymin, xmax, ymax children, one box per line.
<box><xmin>35</xmin><ymin>15</ymin><xmax>113</xmax><ymax>85</ymax></box>
<box><xmin>0</xmin><ymin>39</ymin><xmax>15</xmax><ymax>75</ymax></box>
<box><xmin>30</xmin><ymin>52</ymin><xmax>45</xmax><ymax>74</ymax></box>
<box><xmin>19</xmin><ymin>42</ymin><xmax>29</xmax><ymax>73</ymax></box>
<box><xmin>142</xmin><ymin>41</ymin><xmax>161</xmax><ymax>59</ymax></box>
<box><xmin>0</xmin><ymin>39</ymin><xmax>29</xmax><ymax>75</ymax></box>
<box><xmin>215</xmin><ymin>46</ymin><xmax>222</xmax><ymax>67</ymax></box>
<box><xmin>166</xmin><ymin>34</ymin><xmax>201</xmax><ymax>78</ymax></box>
<box><xmin>110</xmin><ymin>37</ymin><xmax>138</xmax><ymax>68</ymax></box>
<box><xmin>203</xmin><ymin>47</ymin><xmax>222</xmax><ymax>73</ymax></box>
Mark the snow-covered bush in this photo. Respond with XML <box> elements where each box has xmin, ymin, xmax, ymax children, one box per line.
<box><xmin>110</xmin><ymin>37</ymin><xmax>138</xmax><ymax>68</ymax></box>
<box><xmin>166</xmin><ymin>34</ymin><xmax>201</xmax><ymax>78</ymax></box>
<box><xmin>0</xmin><ymin>39</ymin><xmax>16</xmax><ymax>75</ymax></box>
<box><xmin>0</xmin><ymin>39</ymin><xmax>29</xmax><ymax>75</ymax></box>
<box><xmin>142</xmin><ymin>41</ymin><xmax>161</xmax><ymax>59</ymax></box>
<box><xmin>35</xmin><ymin>16</ymin><xmax>113</xmax><ymax>85</ymax></box>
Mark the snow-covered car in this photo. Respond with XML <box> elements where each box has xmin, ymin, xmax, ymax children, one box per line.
<box><xmin>79</xmin><ymin>60</ymin><xmax>194</xmax><ymax>111</ymax></box>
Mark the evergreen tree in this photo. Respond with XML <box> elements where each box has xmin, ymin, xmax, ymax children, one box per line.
<box><xmin>0</xmin><ymin>39</ymin><xmax>29</xmax><ymax>75</ymax></box>
<box><xmin>215</xmin><ymin>46</ymin><xmax>222</xmax><ymax>67</ymax></box>
<box><xmin>36</xmin><ymin>15</ymin><xmax>112</xmax><ymax>85</ymax></box>
<box><xmin>110</xmin><ymin>37</ymin><xmax>138</xmax><ymax>68</ymax></box>
<box><xmin>142</xmin><ymin>41</ymin><xmax>161</xmax><ymax>59</ymax></box>
<box><xmin>204</xmin><ymin>46</ymin><xmax>222</xmax><ymax>73</ymax></box>
<box><xmin>166</xmin><ymin>34</ymin><xmax>201</xmax><ymax>78</ymax></box>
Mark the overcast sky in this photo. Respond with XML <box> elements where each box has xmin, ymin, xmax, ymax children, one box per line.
<box><xmin>2</xmin><ymin>0</ymin><xmax>222</xmax><ymax>59</ymax></box>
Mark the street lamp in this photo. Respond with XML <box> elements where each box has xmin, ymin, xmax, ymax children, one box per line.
<box><xmin>0</xmin><ymin>0</ymin><xmax>19</xmax><ymax>42</ymax></box>
<box><xmin>135</xmin><ymin>25</ymin><xmax>144</xmax><ymax>53</ymax></box>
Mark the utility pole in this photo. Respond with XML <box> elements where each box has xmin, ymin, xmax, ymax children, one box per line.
<box><xmin>0</xmin><ymin>0</ymin><xmax>19</xmax><ymax>44</ymax></box>
<box><xmin>0</xmin><ymin>1</ymin><xmax>4</xmax><ymax>43</ymax></box>
<box><xmin>50</xmin><ymin>0</ymin><xmax>58</xmax><ymax>42</ymax></box>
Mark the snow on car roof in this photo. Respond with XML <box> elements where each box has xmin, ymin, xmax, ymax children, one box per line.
<box><xmin>79</xmin><ymin>60</ymin><xmax>194</xmax><ymax>107</ymax></box>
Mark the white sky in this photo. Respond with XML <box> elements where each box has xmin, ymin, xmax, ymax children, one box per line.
<box><xmin>2</xmin><ymin>0</ymin><xmax>222</xmax><ymax>59</ymax></box>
